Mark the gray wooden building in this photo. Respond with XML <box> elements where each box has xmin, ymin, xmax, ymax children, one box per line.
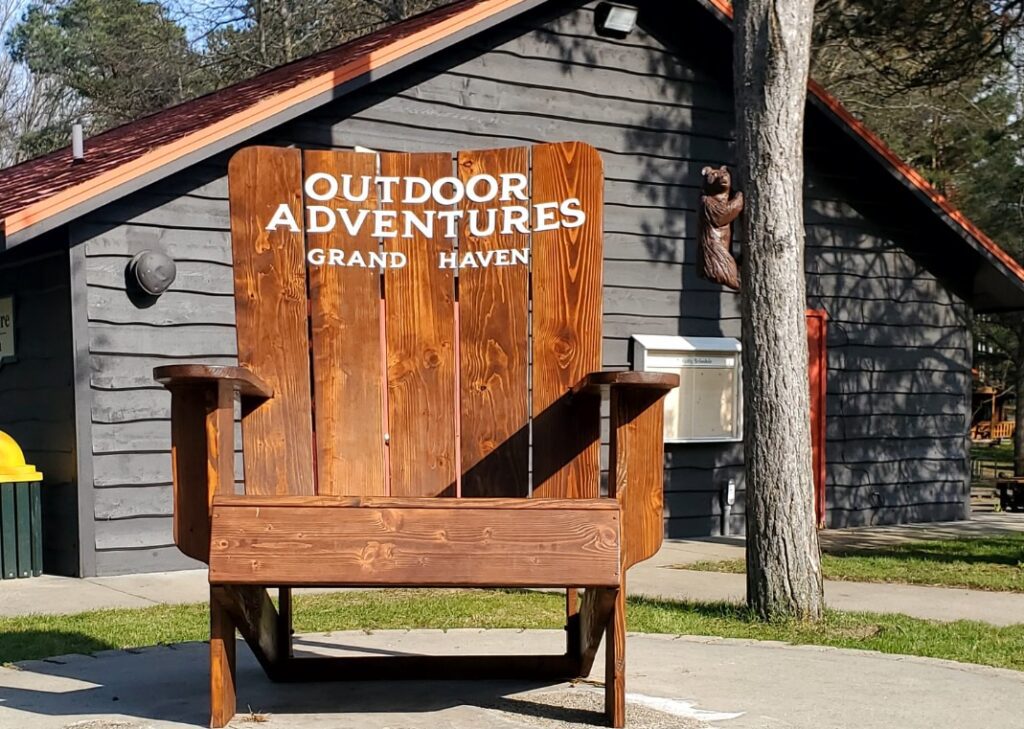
<box><xmin>2</xmin><ymin>0</ymin><xmax>1023</xmax><ymax>577</ymax></box>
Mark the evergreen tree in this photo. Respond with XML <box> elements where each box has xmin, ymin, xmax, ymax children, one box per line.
<box><xmin>8</xmin><ymin>0</ymin><xmax>205</xmax><ymax>133</ymax></box>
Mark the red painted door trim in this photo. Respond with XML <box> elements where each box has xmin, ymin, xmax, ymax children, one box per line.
<box><xmin>806</xmin><ymin>310</ymin><xmax>828</xmax><ymax>528</ymax></box>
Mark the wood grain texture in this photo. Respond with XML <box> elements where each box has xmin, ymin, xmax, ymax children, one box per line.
<box><xmin>163</xmin><ymin>380</ymin><xmax>236</xmax><ymax>564</ymax></box>
<box><xmin>213</xmin><ymin>495</ymin><xmax>620</xmax><ymax>510</ymax></box>
<box><xmin>565</xmin><ymin>588</ymin><xmax>580</xmax><ymax>664</ymax></box>
<box><xmin>228</xmin><ymin>146</ymin><xmax>314</xmax><ymax>495</ymax></box>
<box><xmin>167</xmin><ymin>387</ymin><xmax>213</xmax><ymax>563</ymax></box>
<box><xmin>531</xmin><ymin>142</ymin><xmax>604</xmax><ymax>499</ymax></box>
<box><xmin>574</xmin><ymin>371</ymin><xmax>679</xmax><ymax>395</ymax></box>
<box><xmin>381</xmin><ymin>152</ymin><xmax>457</xmax><ymax>497</ymax></box>
<box><xmin>605</xmin><ymin>583</ymin><xmax>626</xmax><ymax>728</ymax></box>
<box><xmin>212</xmin><ymin>585</ymin><xmax>282</xmax><ymax>678</ymax></box>
<box><xmin>576</xmin><ymin>586</ymin><xmax>616</xmax><ymax>677</ymax></box>
<box><xmin>207</xmin><ymin>382</ymin><xmax>236</xmax><ymax>501</ymax></box>
<box><xmin>153</xmin><ymin>365</ymin><xmax>273</xmax><ymax>398</ymax></box>
<box><xmin>457</xmin><ymin>147</ymin><xmax>529</xmax><ymax>497</ymax></box>
<box><xmin>209</xmin><ymin>587</ymin><xmax>237</xmax><ymax>728</ymax></box>
<box><xmin>209</xmin><ymin>502</ymin><xmax>620</xmax><ymax>587</ymax></box>
<box><xmin>304</xmin><ymin>150</ymin><xmax>385</xmax><ymax>496</ymax></box>
<box><xmin>610</xmin><ymin>386</ymin><xmax>670</xmax><ymax>569</ymax></box>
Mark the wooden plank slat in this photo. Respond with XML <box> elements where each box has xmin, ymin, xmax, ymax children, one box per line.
<box><xmin>576</xmin><ymin>586</ymin><xmax>616</xmax><ymax>676</ymax></box>
<box><xmin>212</xmin><ymin>585</ymin><xmax>282</xmax><ymax>676</ymax></box>
<box><xmin>213</xmin><ymin>495</ymin><xmax>619</xmax><ymax>510</ymax></box>
<box><xmin>530</xmin><ymin>142</ymin><xmax>604</xmax><ymax>499</ymax></box>
<box><xmin>610</xmin><ymin>388</ymin><xmax>667</xmax><ymax>570</ymax></box>
<box><xmin>228</xmin><ymin>146</ymin><xmax>314</xmax><ymax>495</ymax></box>
<box><xmin>457</xmin><ymin>147</ymin><xmax>530</xmax><ymax>497</ymax></box>
<box><xmin>209</xmin><ymin>503</ymin><xmax>620</xmax><ymax>586</ymax></box>
<box><xmin>304</xmin><ymin>150</ymin><xmax>385</xmax><ymax>496</ymax></box>
<box><xmin>606</xmin><ymin>585</ymin><xmax>626</xmax><ymax>727</ymax></box>
<box><xmin>209</xmin><ymin>587</ymin><xmax>237</xmax><ymax>729</ymax></box>
<box><xmin>381</xmin><ymin>152</ymin><xmax>457</xmax><ymax>497</ymax></box>
<box><xmin>167</xmin><ymin>387</ymin><xmax>209</xmax><ymax>563</ymax></box>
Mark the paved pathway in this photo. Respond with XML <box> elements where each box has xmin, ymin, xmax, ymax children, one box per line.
<box><xmin>1</xmin><ymin>514</ymin><xmax>1022</xmax><ymax>624</ymax></box>
<box><xmin>1</xmin><ymin>629</ymin><xmax>1022</xmax><ymax>729</ymax></box>
<box><xmin>632</xmin><ymin>534</ymin><xmax>1024</xmax><ymax>626</ymax></box>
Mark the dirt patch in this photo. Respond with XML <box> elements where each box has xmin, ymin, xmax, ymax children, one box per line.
<box><xmin>834</xmin><ymin>624</ymin><xmax>883</xmax><ymax>640</ymax></box>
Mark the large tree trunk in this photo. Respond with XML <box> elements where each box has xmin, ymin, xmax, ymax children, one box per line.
<box><xmin>733</xmin><ymin>0</ymin><xmax>823</xmax><ymax>621</ymax></box>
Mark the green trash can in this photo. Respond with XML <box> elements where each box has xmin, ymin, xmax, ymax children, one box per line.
<box><xmin>0</xmin><ymin>430</ymin><xmax>43</xmax><ymax>579</ymax></box>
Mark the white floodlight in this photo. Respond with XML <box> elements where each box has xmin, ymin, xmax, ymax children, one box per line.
<box><xmin>598</xmin><ymin>3</ymin><xmax>638</xmax><ymax>35</ymax></box>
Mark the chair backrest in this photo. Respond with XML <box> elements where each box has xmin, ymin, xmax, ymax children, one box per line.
<box><xmin>227</xmin><ymin>143</ymin><xmax>604</xmax><ymax>499</ymax></box>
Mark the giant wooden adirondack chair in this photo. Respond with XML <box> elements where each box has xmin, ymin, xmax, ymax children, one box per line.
<box><xmin>155</xmin><ymin>143</ymin><xmax>677</xmax><ymax>728</ymax></box>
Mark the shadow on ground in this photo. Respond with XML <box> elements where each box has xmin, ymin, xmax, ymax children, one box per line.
<box><xmin>0</xmin><ymin>640</ymin><xmax>617</xmax><ymax>729</ymax></box>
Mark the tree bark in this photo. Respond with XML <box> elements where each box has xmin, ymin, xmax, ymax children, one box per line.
<box><xmin>733</xmin><ymin>0</ymin><xmax>823</xmax><ymax>621</ymax></box>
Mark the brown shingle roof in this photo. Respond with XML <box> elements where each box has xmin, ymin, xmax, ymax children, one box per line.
<box><xmin>0</xmin><ymin>0</ymin><xmax>512</xmax><ymax>236</ymax></box>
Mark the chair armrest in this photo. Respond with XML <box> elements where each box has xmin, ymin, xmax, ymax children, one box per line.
<box><xmin>153</xmin><ymin>365</ymin><xmax>271</xmax><ymax>564</ymax></box>
<box><xmin>580</xmin><ymin>372</ymin><xmax>677</xmax><ymax>570</ymax></box>
<box><xmin>154</xmin><ymin>364</ymin><xmax>273</xmax><ymax>400</ymax></box>
<box><xmin>572</xmin><ymin>370</ymin><xmax>679</xmax><ymax>396</ymax></box>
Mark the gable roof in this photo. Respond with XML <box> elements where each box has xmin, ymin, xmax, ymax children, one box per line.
<box><xmin>0</xmin><ymin>0</ymin><xmax>1021</xmax><ymax>308</ymax></box>
<box><xmin>696</xmin><ymin>0</ymin><xmax>1024</xmax><ymax>309</ymax></box>
<box><xmin>0</xmin><ymin>0</ymin><xmax>545</xmax><ymax>246</ymax></box>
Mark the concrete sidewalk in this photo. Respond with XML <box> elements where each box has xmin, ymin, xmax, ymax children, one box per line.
<box><xmin>1</xmin><ymin>514</ymin><xmax>1022</xmax><ymax>624</ymax></box>
<box><xmin>635</xmin><ymin>540</ymin><xmax>1024</xmax><ymax>626</ymax></box>
<box><xmin>2</xmin><ymin>629</ymin><xmax>1022</xmax><ymax>729</ymax></box>
<box><xmin>629</xmin><ymin>513</ymin><xmax>1024</xmax><ymax>626</ymax></box>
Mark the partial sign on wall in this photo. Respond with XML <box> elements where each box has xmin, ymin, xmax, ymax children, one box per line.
<box><xmin>0</xmin><ymin>296</ymin><xmax>14</xmax><ymax>365</ymax></box>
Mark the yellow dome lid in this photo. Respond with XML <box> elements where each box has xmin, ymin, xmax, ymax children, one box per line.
<box><xmin>0</xmin><ymin>431</ymin><xmax>43</xmax><ymax>483</ymax></box>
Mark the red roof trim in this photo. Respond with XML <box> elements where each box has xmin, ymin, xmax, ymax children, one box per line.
<box><xmin>704</xmin><ymin>0</ymin><xmax>1024</xmax><ymax>285</ymax></box>
<box><xmin>0</xmin><ymin>0</ymin><xmax>530</xmax><ymax>240</ymax></box>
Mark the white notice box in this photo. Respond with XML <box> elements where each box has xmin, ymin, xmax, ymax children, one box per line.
<box><xmin>633</xmin><ymin>335</ymin><xmax>742</xmax><ymax>443</ymax></box>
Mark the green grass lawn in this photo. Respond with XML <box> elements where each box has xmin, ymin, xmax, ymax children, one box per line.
<box><xmin>970</xmin><ymin>442</ymin><xmax>1014</xmax><ymax>465</ymax></box>
<box><xmin>971</xmin><ymin>443</ymin><xmax>1015</xmax><ymax>483</ymax></box>
<box><xmin>681</xmin><ymin>534</ymin><xmax>1024</xmax><ymax>592</ymax></box>
<box><xmin>1</xmin><ymin>589</ymin><xmax>1023</xmax><ymax>673</ymax></box>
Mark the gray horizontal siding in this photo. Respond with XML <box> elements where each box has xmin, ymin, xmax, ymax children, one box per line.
<box><xmin>70</xmin><ymin>0</ymin><xmax>972</xmax><ymax>570</ymax></box>
<box><xmin>0</xmin><ymin>248</ymin><xmax>79</xmax><ymax>575</ymax></box>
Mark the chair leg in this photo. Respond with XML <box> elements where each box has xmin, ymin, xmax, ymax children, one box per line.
<box><xmin>210</xmin><ymin>590</ymin><xmax>237</xmax><ymax>728</ymax></box>
<box><xmin>565</xmin><ymin>588</ymin><xmax>581</xmax><ymax>669</ymax></box>
<box><xmin>605</xmin><ymin>585</ymin><xmax>626</xmax><ymax>728</ymax></box>
<box><xmin>278</xmin><ymin>587</ymin><xmax>293</xmax><ymax>658</ymax></box>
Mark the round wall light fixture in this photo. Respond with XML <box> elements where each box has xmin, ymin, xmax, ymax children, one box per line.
<box><xmin>128</xmin><ymin>250</ymin><xmax>177</xmax><ymax>296</ymax></box>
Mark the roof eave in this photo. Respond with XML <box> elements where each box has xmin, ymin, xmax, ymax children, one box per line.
<box><xmin>0</xmin><ymin>0</ymin><xmax>546</xmax><ymax>250</ymax></box>
<box><xmin>695</xmin><ymin>0</ymin><xmax>1024</xmax><ymax>310</ymax></box>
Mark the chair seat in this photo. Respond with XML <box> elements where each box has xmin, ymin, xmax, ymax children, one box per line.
<box><xmin>208</xmin><ymin>495</ymin><xmax>622</xmax><ymax>588</ymax></box>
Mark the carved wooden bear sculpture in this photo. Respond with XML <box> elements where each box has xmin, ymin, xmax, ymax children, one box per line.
<box><xmin>697</xmin><ymin>165</ymin><xmax>743</xmax><ymax>291</ymax></box>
